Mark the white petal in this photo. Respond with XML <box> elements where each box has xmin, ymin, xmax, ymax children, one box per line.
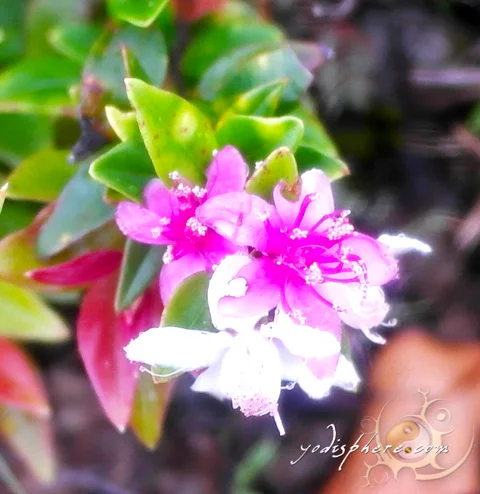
<box><xmin>124</xmin><ymin>326</ymin><xmax>232</xmax><ymax>370</ymax></box>
<box><xmin>270</xmin><ymin>309</ymin><xmax>341</xmax><ymax>360</ymax></box>
<box><xmin>361</xmin><ymin>327</ymin><xmax>387</xmax><ymax>344</ymax></box>
<box><xmin>219</xmin><ymin>331</ymin><xmax>282</xmax><ymax>417</ymax></box>
<box><xmin>336</xmin><ymin>285</ymin><xmax>390</xmax><ymax>332</ymax></box>
<box><xmin>208</xmin><ymin>254</ymin><xmax>267</xmax><ymax>331</ymax></box>
<box><xmin>378</xmin><ymin>233</ymin><xmax>432</xmax><ymax>255</ymax></box>
<box><xmin>190</xmin><ymin>360</ymin><xmax>226</xmax><ymax>400</ymax></box>
<box><xmin>333</xmin><ymin>355</ymin><xmax>361</xmax><ymax>391</ymax></box>
<box><xmin>296</xmin><ymin>367</ymin><xmax>334</xmax><ymax>399</ymax></box>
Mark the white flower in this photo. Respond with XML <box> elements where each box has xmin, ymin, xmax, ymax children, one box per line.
<box><xmin>124</xmin><ymin>256</ymin><xmax>359</xmax><ymax>435</ymax></box>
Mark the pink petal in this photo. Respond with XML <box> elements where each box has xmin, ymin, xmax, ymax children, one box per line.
<box><xmin>341</xmin><ymin>233</ymin><xmax>398</xmax><ymax>285</ymax></box>
<box><xmin>27</xmin><ymin>250</ymin><xmax>122</xmax><ymax>286</ymax></box>
<box><xmin>115</xmin><ymin>202</ymin><xmax>171</xmax><ymax>245</ymax></box>
<box><xmin>197</xmin><ymin>192</ymin><xmax>278</xmax><ymax>250</ymax></box>
<box><xmin>159</xmin><ymin>252</ymin><xmax>207</xmax><ymax>304</ymax></box>
<box><xmin>273</xmin><ymin>169</ymin><xmax>334</xmax><ymax>229</ymax></box>
<box><xmin>198</xmin><ymin>230</ymin><xmax>241</xmax><ymax>267</ymax></box>
<box><xmin>206</xmin><ymin>146</ymin><xmax>249</xmax><ymax>198</ymax></box>
<box><xmin>144</xmin><ymin>179</ymin><xmax>172</xmax><ymax>218</ymax></box>
<box><xmin>217</xmin><ymin>257</ymin><xmax>281</xmax><ymax>319</ymax></box>
<box><xmin>283</xmin><ymin>277</ymin><xmax>342</xmax><ymax>337</ymax></box>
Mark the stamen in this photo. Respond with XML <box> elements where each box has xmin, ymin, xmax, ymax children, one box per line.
<box><xmin>289</xmin><ymin>228</ymin><xmax>309</xmax><ymax>240</ymax></box>
<box><xmin>151</xmin><ymin>227</ymin><xmax>163</xmax><ymax>239</ymax></box>
<box><xmin>185</xmin><ymin>217</ymin><xmax>207</xmax><ymax>237</ymax></box>
<box><xmin>169</xmin><ymin>171</ymin><xmax>180</xmax><ymax>180</ymax></box>
<box><xmin>192</xmin><ymin>186</ymin><xmax>207</xmax><ymax>199</ymax></box>
<box><xmin>162</xmin><ymin>246</ymin><xmax>174</xmax><ymax>264</ymax></box>
<box><xmin>305</xmin><ymin>262</ymin><xmax>324</xmax><ymax>285</ymax></box>
<box><xmin>293</xmin><ymin>193</ymin><xmax>320</xmax><ymax>228</ymax></box>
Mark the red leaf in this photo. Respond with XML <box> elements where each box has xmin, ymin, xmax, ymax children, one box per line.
<box><xmin>27</xmin><ymin>250</ymin><xmax>122</xmax><ymax>286</ymax></box>
<box><xmin>0</xmin><ymin>337</ymin><xmax>50</xmax><ymax>418</ymax></box>
<box><xmin>172</xmin><ymin>0</ymin><xmax>226</xmax><ymax>21</ymax></box>
<box><xmin>77</xmin><ymin>274</ymin><xmax>162</xmax><ymax>430</ymax></box>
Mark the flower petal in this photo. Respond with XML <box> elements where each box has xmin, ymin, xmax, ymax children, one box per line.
<box><xmin>297</xmin><ymin>353</ymin><xmax>339</xmax><ymax>399</ymax></box>
<box><xmin>159</xmin><ymin>252</ymin><xmax>206</xmax><ymax>304</ymax></box>
<box><xmin>219</xmin><ymin>331</ymin><xmax>282</xmax><ymax>417</ymax></box>
<box><xmin>115</xmin><ymin>202</ymin><xmax>171</xmax><ymax>245</ymax></box>
<box><xmin>271</xmin><ymin>309</ymin><xmax>341</xmax><ymax>360</ymax></box>
<box><xmin>341</xmin><ymin>233</ymin><xmax>398</xmax><ymax>285</ymax></box>
<box><xmin>125</xmin><ymin>326</ymin><xmax>232</xmax><ymax>370</ymax></box>
<box><xmin>333</xmin><ymin>355</ymin><xmax>361</xmax><ymax>392</ymax></box>
<box><xmin>283</xmin><ymin>277</ymin><xmax>342</xmax><ymax>337</ymax></box>
<box><xmin>206</xmin><ymin>146</ymin><xmax>249</xmax><ymax>198</ymax></box>
<box><xmin>208</xmin><ymin>254</ymin><xmax>267</xmax><ymax>331</ymax></box>
<box><xmin>144</xmin><ymin>179</ymin><xmax>172</xmax><ymax>218</ymax></box>
<box><xmin>319</xmin><ymin>283</ymin><xmax>389</xmax><ymax>333</ymax></box>
<box><xmin>217</xmin><ymin>257</ymin><xmax>281</xmax><ymax>319</ymax></box>
<box><xmin>273</xmin><ymin>169</ymin><xmax>334</xmax><ymax>229</ymax></box>
<box><xmin>197</xmin><ymin>192</ymin><xmax>278</xmax><ymax>250</ymax></box>
<box><xmin>190</xmin><ymin>360</ymin><xmax>226</xmax><ymax>399</ymax></box>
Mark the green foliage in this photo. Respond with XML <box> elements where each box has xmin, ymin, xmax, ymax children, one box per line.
<box><xmin>115</xmin><ymin>240</ymin><xmax>164</xmax><ymax>311</ymax></box>
<box><xmin>161</xmin><ymin>272</ymin><xmax>215</xmax><ymax>331</ymax></box>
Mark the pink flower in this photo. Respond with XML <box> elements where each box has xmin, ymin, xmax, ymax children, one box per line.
<box><xmin>197</xmin><ymin>169</ymin><xmax>399</xmax><ymax>340</ymax></box>
<box><xmin>115</xmin><ymin>146</ymin><xmax>248</xmax><ymax>303</ymax></box>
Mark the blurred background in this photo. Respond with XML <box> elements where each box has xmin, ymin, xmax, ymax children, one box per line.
<box><xmin>0</xmin><ymin>0</ymin><xmax>479</xmax><ymax>493</ymax></box>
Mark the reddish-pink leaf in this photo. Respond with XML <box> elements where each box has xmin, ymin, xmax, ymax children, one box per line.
<box><xmin>27</xmin><ymin>250</ymin><xmax>123</xmax><ymax>286</ymax></box>
<box><xmin>77</xmin><ymin>274</ymin><xmax>162</xmax><ymax>431</ymax></box>
<box><xmin>172</xmin><ymin>0</ymin><xmax>226</xmax><ymax>21</ymax></box>
<box><xmin>0</xmin><ymin>337</ymin><xmax>50</xmax><ymax>418</ymax></box>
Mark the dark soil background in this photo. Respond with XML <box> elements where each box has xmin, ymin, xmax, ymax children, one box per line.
<box><xmin>5</xmin><ymin>1</ymin><xmax>480</xmax><ymax>493</ymax></box>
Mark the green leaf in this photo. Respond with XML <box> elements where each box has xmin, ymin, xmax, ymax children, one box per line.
<box><xmin>0</xmin><ymin>114</ymin><xmax>52</xmax><ymax>167</ymax></box>
<box><xmin>289</xmin><ymin>105</ymin><xmax>339</xmax><ymax>158</ymax></box>
<box><xmin>49</xmin><ymin>22</ymin><xmax>102</xmax><ymax>63</ymax></box>
<box><xmin>216</xmin><ymin>115</ymin><xmax>304</xmax><ymax>165</ymax></box>
<box><xmin>182</xmin><ymin>20</ymin><xmax>283</xmax><ymax>85</ymax></box>
<box><xmin>228</xmin><ymin>79</ymin><xmax>286</xmax><ymax>117</ymax></box>
<box><xmin>105</xmin><ymin>106</ymin><xmax>139</xmax><ymax>141</ymax></box>
<box><xmin>26</xmin><ymin>0</ymin><xmax>88</xmax><ymax>56</ymax></box>
<box><xmin>161</xmin><ymin>272</ymin><xmax>214</xmax><ymax>331</ymax></box>
<box><xmin>246</xmin><ymin>147</ymin><xmax>298</xmax><ymax>199</ymax></box>
<box><xmin>197</xmin><ymin>42</ymin><xmax>277</xmax><ymax>101</ymax></box>
<box><xmin>37</xmin><ymin>163</ymin><xmax>114</xmax><ymax>258</ymax></box>
<box><xmin>115</xmin><ymin>240</ymin><xmax>164</xmax><ymax>311</ymax></box>
<box><xmin>7</xmin><ymin>150</ymin><xmax>75</xmax><ymax>202</ymax></box>
<box><xmin>0</xmin><ymin>201</ymin><xmax>41</xmax><ymax>239</ymax></box>
<box><xmin>90</xmin><ymin>141</ymin><xmax>155</xmax><ymax>202</ymax></box>
<box><xmin>126</xmin><ymin>79</ymin><xmax>217</xmax><ymax>184</ymax></box>
<box><xmin>0</xmin><ymin>406</ymin><xmax>56</xmax><ymax>484</ymax></box>
<box><xmin>83</xmin><ymin>24</ymin><xmax>168</xmax><ymax>106</ymax></box>
<box><xmin>121</xmin><ymin>45</ymin><xmax>149</xmax><ymax>81</ymax></box>
<box><xmin>0</xmin><ymin>280</ymin><xmax>69</xmax><ymax>341</ymax></box>
<box><xmin>130</xmin><ymin>375</ymin><xmax>173</xmax><ymax>450</ymax></box>
<box><xmin>0</xmin><ymin>184</ymin><xmax>6</xmax><ymax>215</ymax></box>
<box><xmin>295</xmin><ymin>144</ymin><xmax>349</xmax><ymax>180</ymax></box>
<box><xmin>213</xmin><ymin>46</ymin><xmax>313</xmax><ymax>105</ymax></box>
<box><xmin>0</xmin><ymin>0</ymin><xmax>28</xmax><ymax>64</ymax></box>
<box><xmin>107</xmin><ymin>0</ymin><xmax>168</xmax><ymax>27</ymax></box>
<box><xmin>0</xmin><ymin>56</ymin><xmax>80</xmax><ymax>115</ymax></box>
